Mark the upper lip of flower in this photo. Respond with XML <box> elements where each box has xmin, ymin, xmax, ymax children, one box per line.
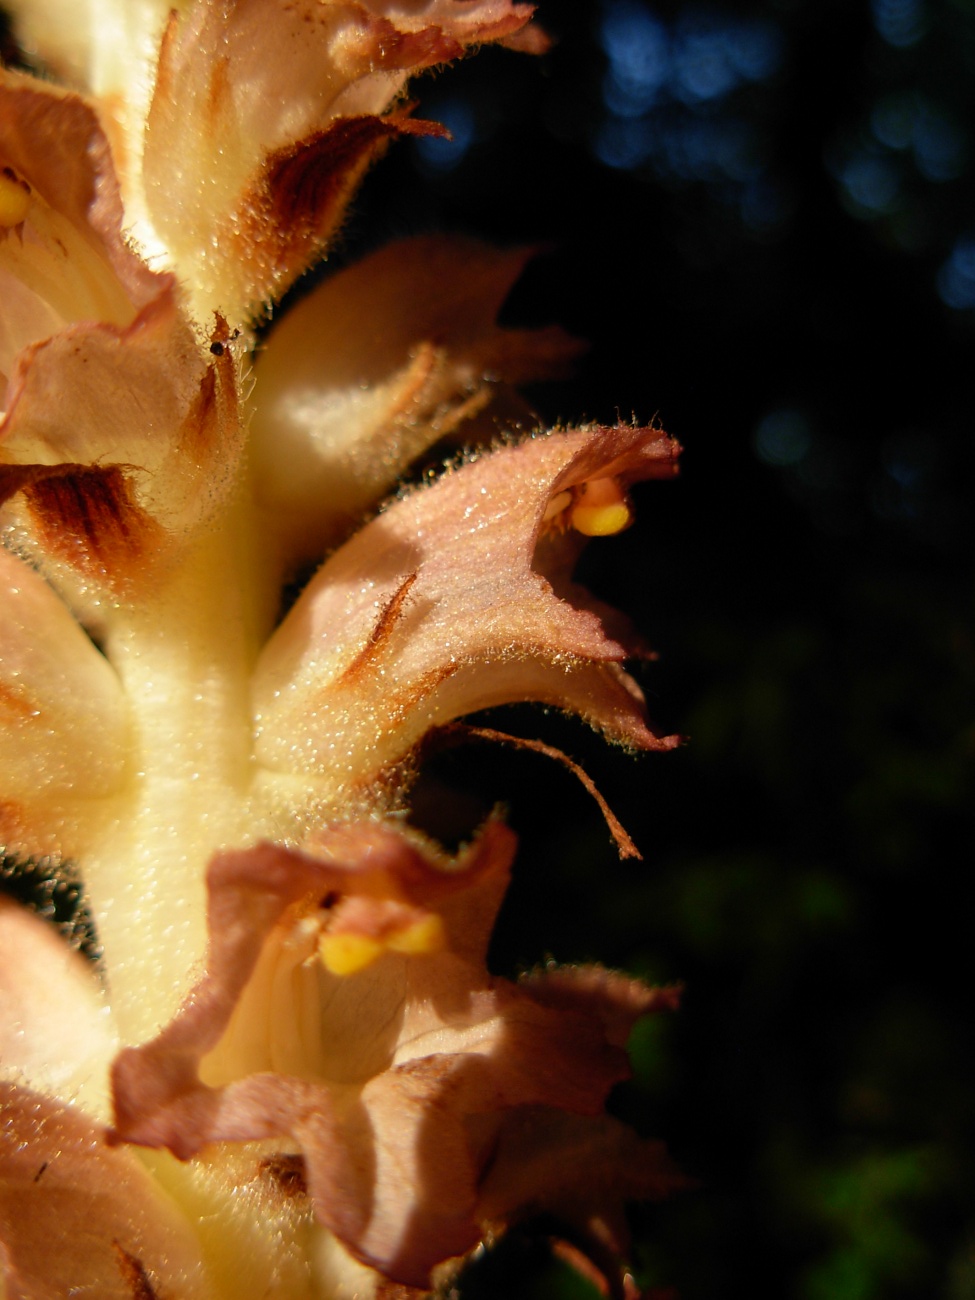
<box><xmin>249</xmin><ymin>420</ymin><xmax>680</xmax><ymax>802</ymax></box>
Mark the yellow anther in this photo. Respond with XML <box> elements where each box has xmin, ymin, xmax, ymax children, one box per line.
<box><xmin>569</xmin><ymin>478</ymin><xmax>633</xmax><ymax>537</ymax></box>
<box><xmin>387</xmin><ymin>913</ymin><xmax>446</xmax><ymax>956</ymax></box>
<box><xmin>319</xmin><ymin>931</ymin><xmax>384</xmax><ymax>976</ymax></box>
<box><xmin>0</xmin><ymin>168</ymin><xmax>31</xmax><ymax>228</ymax></box>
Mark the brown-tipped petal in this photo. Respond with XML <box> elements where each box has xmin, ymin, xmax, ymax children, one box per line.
<box><xmin>0</xmin><ymin>1083</ymin><xmax>209</xmax><ymax>1300</ymax></box>
<box><xmin>142</xmin><ymin>0</ymin><xmax>539</xmax><ymax>318</ymax></box>
<box><xmin>251</xmin><ymin>235</ymin><xmax>582</xmax><ymax>557</ymax></box>
<box><xmin>252</xmin><ymin>424</ymin><xmax>680</xmax><ymax>792</ymax></box>
<box><xmin>0</xmin><ymin>547</ymin><xmax>129</xmax><ymax>799</ymax></box>
<box><xmin>111</xmin><ymin>820</ymin><xmax>655</xmax><ymax>1285</ymax></box>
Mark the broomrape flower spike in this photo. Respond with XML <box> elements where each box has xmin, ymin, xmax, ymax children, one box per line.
<box><xmin>0</xmin><ymin>1</ymin><xmax>686</xmax><ymax>1296</ymax></box>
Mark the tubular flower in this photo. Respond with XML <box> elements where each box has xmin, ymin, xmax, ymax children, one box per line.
<box><xmin>0</xmin><ymin>2</ymin><xmax>684</xmax><ymax>1297</ymax></box>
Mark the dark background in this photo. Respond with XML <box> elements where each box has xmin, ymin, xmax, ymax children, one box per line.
<box><xmin>347</xmin><ymin>2</ymin><xmax>975</xmax><ymax>1297</ymax></box>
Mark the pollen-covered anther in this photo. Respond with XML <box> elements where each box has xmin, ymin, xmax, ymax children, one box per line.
<box><xmin>569</xmin><ymin>476</ymin><xmax>633</xmax><ymax>537</ymax></box>
<box><xmin>0</xmin><ymin>166</ymin><xmax>31</xmax><ymax>228</ymax></box>
<box><xmin>385</xmin><ymin>912</ymin><xmax>445</xmax><ymax>956</ymax></box>
<box><xmin>318</xmin><ymin>931</ymin><xmax>384</xmax><ymax>976</ymax></box>
<box><xmin>318</xmin><ymin>908</ymin><xmax>446</xmax><ymax>976</ymax></box>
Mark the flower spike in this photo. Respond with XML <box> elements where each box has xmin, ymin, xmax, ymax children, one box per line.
<box><xmin>1</xmin><ymin>3</ymin><xmax>686</xmax><ymax>1295</ymax></box>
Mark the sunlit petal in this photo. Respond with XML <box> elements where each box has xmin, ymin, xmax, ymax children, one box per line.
<box><xmin>142</xmin><ymin>0</ymin><xmax>539</xmax><ymax>319</ymax></box>
<box><xmin>252</xmin><ymin>423</ymin><xmax>679</xmax><ymax>798</ymax></box>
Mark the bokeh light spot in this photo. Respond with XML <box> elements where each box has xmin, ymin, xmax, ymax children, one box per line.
<box><xmin>753</xmin><ymin>410</ymin><xmax>813</xmax><ymax>467</ymax></box>
<box><xmin>594</xmin><ymin>0</ymin><xmax>783</xmax><ymax>210</ymax></box>
<box><xmin>600</xmin><ymin>0</ymin><xmax>669</xmax><ymax>116</ymax></box>
<box><xmin>593</xmin><ymin>116</ymin><xmax>654</xmax><ymax>170</ymax></box>
<box><xmin>414</xmin><ymin>98</ymin><xmax>476</xmax><ymax>173</ymax></box>
<box><xmin>837</xmin><ymin>152</ymin><xmax>901</xmax><ymax>215</ymax></box>
<box><xmin>936</xmin><ymin>236</ymin><xmax>975</xmax><ymax>309</ymax></box>
<box><xmin>912</xmin><ymin>107</ymin><xmax>965</xmax><ymax>182</ymax></box>
<box><xmin>871</xmin><ymin>0</ymin><xmax>928</xmax><ymax>48</ymax></box>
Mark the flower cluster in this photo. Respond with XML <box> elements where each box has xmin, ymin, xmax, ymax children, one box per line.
<box><xmin>1</xmin><ymin>2</ymin><xmax>683</xmax><ymax>1295</ymax></box>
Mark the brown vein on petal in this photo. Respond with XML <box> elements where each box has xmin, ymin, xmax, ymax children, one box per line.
<box><xmin>386</xmin><ymin>662</ymin><xmax>461</xmax><ymax>726</ymax></box>
<box><xmin>206</xmin><ymin>54</ymin><xmax>233</xmax><ymax>132</ymax></box>
<box><xmin>337</xmin><ymin>571</ymin><xmax>418</xmax><ymax>687</ymax></box>
<box><xmin>176</xmin><ymin>354</ymin><xmax>234</xmax><ymax>461</ymax></box>
<box><xmin>261</xmin><ymin>112</ymin><xmax>447</xmax><ymax>226</ymax></box>
<box><xmin>0</xmin><ymin>800</ymin><xmax>29</xmax><ymax>850</ymax></box>
<box><xmin>263</xmin><ymin>116</ymin><xmax>402</xmax><ymax>249</ymax></box>
<box><xmin>23</xmin><ymin>465</ymin><xmax>165</xmax><ymax>584</ymax></box>
<box><xmin>0</xmin><ymin>799</ymin><xmax>63</xmax><ymax>860</ymax></box>
<box><xmin>451</xmin><ymin>723</ymin><xmax>642</xmax><ymax>860</ymax></box>
<box><xmin>388</xmin><ymin>341</ymin><xmax>440</xmax><ymax>421</ymax></box>
<box><xmin>236</xmin><ymin>112</ymin><xmax>448</xmax><ymax>307</ymax></box>
<box><xmin>0</xmin><ymin>679</ymin><xmax>35</xmax><ymax>719</ymax></box>
<box><xmin>347</xmin><ymin>662</ymin><xmax>464</xmax><ymax>799</ymax></box>
<box><xmin>0</xmin><ymin>463</ymin><xmax>48</xmax><ymax>508</ymax></box>
<box><xmin>152</xmin><ymin>10</ymin><xmax>179</xmax><ymax>110</ymax></box>
<box><xmin>111</xmin><ymin>1241</ymin><xmax>158</xmax><ymax>1300</ymax></box>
